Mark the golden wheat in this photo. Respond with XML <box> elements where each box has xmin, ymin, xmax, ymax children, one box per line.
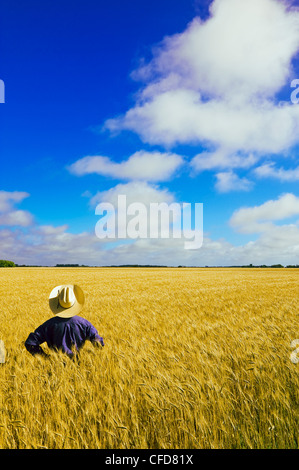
<box><xmin>0</xmin><ymin>267</ymin><xmax>298</xmax><ymax>449</ymax></box>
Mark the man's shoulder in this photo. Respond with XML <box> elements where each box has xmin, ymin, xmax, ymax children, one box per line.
<box><xmin>70</xmin><ymin>315</ymin><xmax>91</xmax><ymax>326</ymax></box>
<box><xmin>38</xmin><ymin>316</ymin><xmax>57</xmax><ymax>327</ymax></box>
<box><xmin>38</xmin><ymin>316</ymin><xmax>70</xmax><ymax>328</ymax></box>
<box><xmin>32</xmin><ymin>316</ymin><xmax>58</xmax><ymax>333</ymax></box>
<box><xmin>38</xmin><ymin>315</ymin><xmax>92</xmax><ymax>328</ymax></box>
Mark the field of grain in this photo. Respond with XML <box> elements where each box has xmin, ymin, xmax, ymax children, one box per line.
<box><xmin>0</xmin><ymin>267</ymin><xmax>298</xmax><ymax>449</ymax></box>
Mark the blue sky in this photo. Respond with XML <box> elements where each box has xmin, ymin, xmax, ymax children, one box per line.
<box><xmin>1</xmin><ymin>0</ymin><xmax>299</xmax><ymax>266</ymax></box>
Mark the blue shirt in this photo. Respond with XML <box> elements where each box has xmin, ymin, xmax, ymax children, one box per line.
<box><xmin>25</xmin><ymin>315</ymin><xmax>104</xmax><ymax>357</ymax></box>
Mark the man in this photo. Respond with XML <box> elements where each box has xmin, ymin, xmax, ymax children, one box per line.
<box><xmin>25</xmin><ymin>284</ymin><xmax>104</xmax><ymax>358</ymax></box>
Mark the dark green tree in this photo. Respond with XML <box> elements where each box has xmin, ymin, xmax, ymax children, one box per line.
<box><xmin>0</xmin><ymin>260</ymin><xmax>15</xmax><ymax>267</ymax></box>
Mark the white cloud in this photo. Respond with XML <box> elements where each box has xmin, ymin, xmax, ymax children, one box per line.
<box><xmin>0</xmin><ymin>191</ymin><xmax>33</xmax><ymax>227</ymax></box>
<box><xmin>132</xmin><ymin>0</ymin><xmax>299</xmax><ymax>100</ymax></box>
<box><xmin>68</xmin><ymin>150</ymin><xmax>184</xmax><ymax>182</ymax></box>
<box><xmin>106</xmin><ymin>91</ymin><xmax>299</xmax><ymax>153</ymax></box>
<box><xmin>230</xmin><ymin>224</ymin><xmax>299</xmax><ymax>266</ymax></box>
<box><xmin>38</xmin><ymin>224</ymin><xmax>69</xmax><ymax>235</ymax></box>
<box><xmin>0</xmin><ymin>210</ymin><xmax>33</xmax><ymax>227</ymax></box>
<box><xmin>0</xmin><ymin>190</ymin><xmax>298</xmax><ymax>266</ymax></box>
<box><xmin>215</xmin><ymin>171</ymin><xmax>253</xmax><ymax>193</ymax></box>
<box><xmin>0</xmin><ymin>191</ymin><xmax>30</xmax><ymax>212</ymax></box>
<box><xmin>191</xmin><ymin>149</ymin><xmax>259</xmax><ymax>172</ymax></box>
<box><xmin>254</xmin><ymin>162</ymin><xmax>299</xmax><ymax>181</ymax></box>
<box><xmin>229</xmin><ymin>193</ymin><xmax>299</xmax><ymax>233</ymax></box>
<box><xmin>2</xmin><ymin>220</ymin><xmax>298</xmax><ymax>267</ymax></box>
<box><xmin>0</xmin><ymin>225</ymin><xmax>104</xmax><ymax>266</ymax></box>
<box><xmin>104</xmin><ymin>0</ymin><xmax>299</xmax><ymax>170</ymax></box>
<box><xmin>90</xmin><ymin>181</ymin><xmax>175</xmax><ymax>208</ymax></box>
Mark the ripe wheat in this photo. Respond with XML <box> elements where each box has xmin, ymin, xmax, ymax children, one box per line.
<box><xmin>0</xmin><ymin>267</ymin><xmax>298</xmax><ymax>449</ymax></box>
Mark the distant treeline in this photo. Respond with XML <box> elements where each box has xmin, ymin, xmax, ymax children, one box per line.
<box><xmin>1</xmin><ymin>260</ymin><xmax>298</xmax><ymax>268</ymax></box>
<box><xmin>201</xmin><ymin>264</ymin><xmax>298</xmax><ymax>268</ymax></box>
<box><xmin>57</xmin><ymin>264</ymin><xmax>168</xmax><ymax>267</ymax></box>
<box><xmin>230</xmin><ymin>264</ymin><xmax>299</xmax><ymax>268</ymax></box>
<box><xmin>55</xmin><ymin>264</ymin><xmax>89</xmax><ymax>267</ymax></box>
<box><xmin>105</xmin><ymin>264</ymin><xmax>168</xmax><ymax>268</ymax></box>
<box><xmin>0</xmin><ymin>260</ymin><xmax>15</xmax><ymax>267</ymax></box>
<box><xmin>227</xmin><ymin>264</ymin><xmax>286</xmax><ymax>268</ymax></box>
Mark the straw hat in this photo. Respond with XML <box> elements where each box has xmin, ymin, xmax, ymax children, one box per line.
<box><xmin>49</xmin><ymin>284</ymin><xmax>85</xmax><ymax>318</ymax></box>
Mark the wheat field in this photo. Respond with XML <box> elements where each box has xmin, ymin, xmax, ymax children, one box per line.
<box><xmin>0</xmin><ymin>267</ymin><xmax>298</xmax><ymax>449</ymax></box>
